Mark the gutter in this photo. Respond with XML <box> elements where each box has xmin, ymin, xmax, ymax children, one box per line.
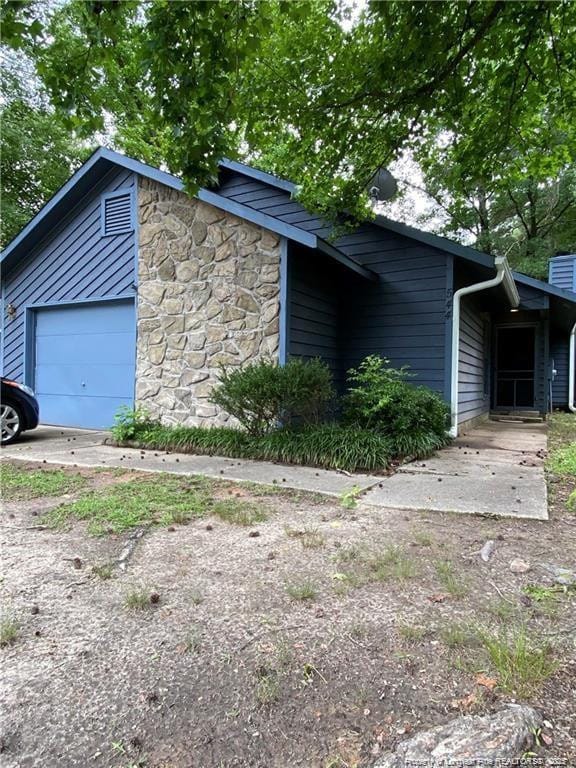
<box><xmin>570</xmin><ymin>321</ymin><xmax>576</xmax><ymax>413</ymax></box>
<box><xmin>449</xmin><ymin>256</ymin><xmax>520</xmax><ymax>437</ymax></box>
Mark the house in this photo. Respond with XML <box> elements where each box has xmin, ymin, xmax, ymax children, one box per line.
<box><xmin>1</xmin><ymin>147</ymin><xmax>575</xmax><ymax>435</ymax></box>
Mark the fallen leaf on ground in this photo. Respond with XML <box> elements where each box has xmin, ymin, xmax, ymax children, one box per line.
<box><xmin>428</xmin><ymin>593</ymin><xmax>449</xmax><ymax>603</ymax></box>
<box><xmin>451</xmin><ymin>692</ymin><xmax>478</xmax><ymax>711</ymax></box>
<box><xmin>475</xmin><ymin>673</ymin><xmax>498</xmax><ymax>690</ymax></box>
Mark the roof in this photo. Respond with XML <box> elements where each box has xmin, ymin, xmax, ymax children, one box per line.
<box><xmin>2</xmin><ymin>146</ymin><xmax>576</xmax><ymax>309</ymax></box>
<box><xmin>0</xmin><ymin>147</ymin><xmax>374</xmax><ymax>281</ymax></box>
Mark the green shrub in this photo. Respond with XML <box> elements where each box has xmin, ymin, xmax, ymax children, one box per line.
<box><xmin>343</xmin><ymin>355</ymin><xmax>450</xmax><ymax>457</ymax></box>
<box><xmin>111</xmin><ymin>406</ymin><xmax>159</xmax><ymax>441</ymax></box>
<box><xmin>210</xmin><ymin>357</ymin><xmax>335</xmax><ymax>435</ymax></box>
<box><xmin>255</xmin><ymin>423</ymin><xmax>390</xmax><ymax>471</ymax></box>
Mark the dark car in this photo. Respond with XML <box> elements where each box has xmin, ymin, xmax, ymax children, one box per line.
<box><xmin>1</xmin><ymin>377</ymin><xmax>40</xmax><ymax>445</ymax></box>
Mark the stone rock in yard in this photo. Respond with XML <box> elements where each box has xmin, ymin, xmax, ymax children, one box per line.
<box><xmin>480</xmin><ymin>540</ymin><xmax>495</xmax><ymax>562</ymax></box>
<box><xmin>509</xmin><ymin>558</ymin><xmax>531</xmax><ymax>574</ymax></box>
<box><xmin>373</xmin><ymin>705</ymin><xmax>542</xmax><ymax>768</ymax></box>
<box><xmin>540</xmin><ymin>563</ymin><xmax>576</xmax><ymax>587</ymax></box>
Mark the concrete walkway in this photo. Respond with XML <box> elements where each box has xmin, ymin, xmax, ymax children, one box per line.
<box><xmin>0</xmin><ymin>426</ymin><xmax>376</xmax><ymax>496</ymax></box>
<box><xmin>363</xmin><ymin>421</ymin><xmax>548</xmax><ymax>520</ymax></box>
<box><xmin>1</xmin><ymin>421</ymin><xmax>549</xmax><ymax>520</ymax></box>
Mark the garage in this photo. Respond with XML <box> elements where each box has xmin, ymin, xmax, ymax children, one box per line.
<box><xmin>33</xmin><ymin>300</ymin><xmax>136</xmax><ymax>429</ymax></box>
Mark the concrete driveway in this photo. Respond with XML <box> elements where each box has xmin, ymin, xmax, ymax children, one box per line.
<box><xmin>1</xmin><ymin>421</ymin><xmax>549</xmax><ymax>520</ymax></box>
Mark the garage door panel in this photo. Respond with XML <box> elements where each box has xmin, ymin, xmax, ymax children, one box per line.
<box><xmin>38</xmin><ymin>394</ymin><xmax>134</xmax><ymax>430</ymax></box>
<box><xmin>35</xmin><ymin>363</ymin><xmax>135</xmax><ymax>398</ymax></box>
<box><xmin>36</xmin><ymin>302</ymin><xmax>134</xmax><ymax>335</ymax></box>
<box><xmin>35</xmin><ymin>332</ymin><xmax>134</xmax><ymax>366</ymax></box>
<box><xmin>34</xmin><ymin>300</ymin><xmax>135</xmax><ymax>429</ymax></box>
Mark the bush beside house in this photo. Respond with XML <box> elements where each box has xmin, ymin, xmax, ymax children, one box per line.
<box><xmin>112</xmin><ymin>356</ymin><xmax>451</xmax><ymax>473</ymax></box>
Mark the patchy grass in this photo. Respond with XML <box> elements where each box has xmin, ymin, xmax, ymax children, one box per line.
<box><xmin>92</xmin><ymin>563</ymin><xmax>114</xmax><ymax>580</ymax></box>
<box><xmin>189</xmin><ymin>590</ymin><xmax>204</xmax><ymax>606</ymax></box>
<box><xmin>547</xmin><ymin>413</ymin><xmax>576</xmax><ymax>455</ymax></box>
<box><xmin>486</xmin><ymin>599</ymin><xmax>519</xmax><ymax>622</ymax></box>
<box><xmin>285</xmin><ymin>579</ymin><xmax>318</xmax><ymax>601</ymax></box>
<box><xmin>0</xmin><ymin>614</ymin><xmax>19</xmax><ymax>647</ymax></box>
<box><xmin>477</xmin><ymin>626</ymin><xmax>558</xmax><ymax>698</ymax></box>
<box><xmin>397</xmin><ymin>623</ymin><xmax>430</xmax><ymax>643</ymax></box>
<box><xmin>255</xmin><ymin>666</ymin><xmax>280</xmax><ymax>706</ymax></box>
<box><xmin>285</xmin><ymin>526</ymin><xmax>325</xmax><ymax>549</ymax></box>
<box><xmin>1</xmin><ymin>462</ymin><xmax>87</xmax><ymax>501</ymax></box>
<box><xmin>547</xmin><ymin>414</ymin><xmax>576</xmax><ymax>514</ymax></box>
<box><xmin>547</xmin><ymin>443</ymin><xmax>576</xmax><ymax>477</ymax></box>
<box><xmin>184</xmin><ymin>627</ymin><xmax>202</xmax><ymax>654</ymax></box>
<box><xmin>124</xmin><ymin>586</ymin><xmax>155</xmax><ymax>611</ymax></box>
<box><xmin>212</xmin><ymin>499</ymin><xmax>268</xmax><ymax>526</ymax></box>
<box><xmin>412</xmin><ymin>531</ymin><xmax>434</xmax><ymax>547</ymax></box>
<box><xmin>439</xmin><ymin>622</ymin><xmax>478</xmax><ymax>648</ymax></box>
<box><xmin>523</xmin><ymin>584</ymin><xmax>567</xmax><ymax>603</ymax></box>
<box><xmin>434</xmin><ymin>559</ymin><xmax>468</xmax><ymax>597</ymax></box>
<box><xmin>339</xmin><ymin>485</ymin><xmax>362</xmax><ymax>509</ymax></box>
<box><xmin>334</xmin><ymin>544</ymin><xmax>419</xmax><ymax>587</ymax></box>
<box><xmin>42</xmin><ymin>474</ymin><xmax>268</xmax><ymax>535</ymax></box>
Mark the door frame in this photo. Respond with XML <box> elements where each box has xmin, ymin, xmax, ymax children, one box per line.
<box><xmin>492</xmin><ymin>321</ymin><xmax>538</xmax><ymax>411</ymax></box>
<box><xmin>23</xmin><ymin>295</ymin><xmax>137</xmax><ymax>399</ymax></box>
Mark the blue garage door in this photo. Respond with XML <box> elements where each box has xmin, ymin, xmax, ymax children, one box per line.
<box><xmin>34</xmin><ymin>300</ymin><xmax>135</xmax><ymax>429</ymax></box>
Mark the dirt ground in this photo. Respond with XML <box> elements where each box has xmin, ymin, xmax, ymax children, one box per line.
<box><xmin>1</xmin><ymin>459</ymin><xmax>575</xmax><ymax>768</ymax></box>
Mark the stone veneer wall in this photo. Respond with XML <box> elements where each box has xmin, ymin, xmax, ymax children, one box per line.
<box><xmin>136</xmin><ymin>177</ymin><xmax>281</xmax><ymax>426</ymax></box>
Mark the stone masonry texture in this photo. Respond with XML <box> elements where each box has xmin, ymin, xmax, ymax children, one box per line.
<box><xmin>136</xmin><ymin>177</ymin><xmax>281</xmax><ymax>426</ymax></box>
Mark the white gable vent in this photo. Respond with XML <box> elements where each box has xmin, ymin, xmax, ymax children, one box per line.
<box><xmin>101</xmin><ymin>192</ymin><xmax>133</xmax><ymax>236</ymax></box>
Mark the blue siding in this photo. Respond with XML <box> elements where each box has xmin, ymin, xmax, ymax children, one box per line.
<box><xmin>549</xmin><ymin>255</ymin><xmax>576</xmax><ymax>293</ymax></box>
<box><xmin>288</xmin><ymin>245</ymin><xmax>343</xmax><ymax>386</ymax></box>
<box><xmin>550</xmin><ymin>332</ymin><xmax>571</xmax><ymax>408</ymax></box>
<box><xmin>2</xmin><ymin>168</ymin><xmax>137</xmax><ymax>382</ymax></box>
<box><xmin>34</xmin><ymin>300</ymin><xmax>135</xmax><ymax>428</ymax></box>
<box><xmin>340</xmin><ymin>242</ymin><xmax>450</xmax><ymax>396</ymax></box>
<box><xmin>458</xmin><ymin>297</ymin><xmax>489</xmax><ymax>424</ymax></box>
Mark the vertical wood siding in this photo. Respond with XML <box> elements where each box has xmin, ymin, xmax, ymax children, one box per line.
<box><xmin>2</xmin><ymin>168</ymin><xmax>136</xmax><ymax>381</ymax></box>
<box><xmin>458</xmin><ymin>297</ymin><xmax>488</xmax><ymax>423</ymax></box>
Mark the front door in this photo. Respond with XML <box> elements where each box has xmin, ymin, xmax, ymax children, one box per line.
<box><xmin>494</xmin><ymin>326</ymin><xmax>536</xmax><ymax>410</ymax></box>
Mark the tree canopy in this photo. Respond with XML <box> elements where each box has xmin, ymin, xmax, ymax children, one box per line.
<box><xmin>2</xmin><ymin>0</ymin><xmax>575</xmax><ymax>273</ymax></box>
<box><xmin>0</xmin><ymin>68</ymin><xmax>88</xmax><ymax>246</ymax></box>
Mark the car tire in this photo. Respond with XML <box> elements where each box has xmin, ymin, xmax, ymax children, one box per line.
<box><xmin>1</xmin><ymin>400</ymin><xmax>23</xmax><ymax>445</ymax></box>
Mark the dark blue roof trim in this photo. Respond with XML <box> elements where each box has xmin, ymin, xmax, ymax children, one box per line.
<box><xmin>219</xmin><ymin>158</ymin><xmax>296</xmax><ymax>195</ymax></box>
<box><xmin>197</xmin><ymin>188</ymin><xmax>316</xmax><ymax>248</ymax></box>
<box><xmin>513</xmin><ymin>271</ymin><xmax>576</xmax><ymax>303</ymax></box>
<box><xmin>373</xmin><ymin>215</ymin><xmax>494</xmax><ymax>269</ymax></box>
<box><xmin>316</xmin><ymin>239</ymin><xmax>378</xmax><ymax>281</ymax></box>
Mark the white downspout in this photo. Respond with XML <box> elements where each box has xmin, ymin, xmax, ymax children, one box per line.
<box><xmin>449</xmin><ymin>256</ymin><xmax>520</xmax><ymax>437</ymax></box>
<box><xmin>569</xmin><ymin>321</ymin><xmax>576</xmax><ymax>413</ymax></box>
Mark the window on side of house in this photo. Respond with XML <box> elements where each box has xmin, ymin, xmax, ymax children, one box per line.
<box><xmin>101</xmin><ymin>191</ymin><xmax>133</xmax><ymax>236</ymax></box>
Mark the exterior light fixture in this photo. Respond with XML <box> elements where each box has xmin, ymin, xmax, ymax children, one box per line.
<box><xmin>6</xmin><ymin>303</ymin><xmax>16</xmax><ymax>317</ymax></box>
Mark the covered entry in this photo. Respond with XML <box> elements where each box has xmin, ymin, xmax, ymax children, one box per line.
<box><xmin>494</xmin><ymin>325</ymin><xmax>536</xmax><ymax>409</ymax></box>
<box><xmin>31</xmin><ymin>299</ymin><xmax>136</xmax><ymax>429</ymax></box>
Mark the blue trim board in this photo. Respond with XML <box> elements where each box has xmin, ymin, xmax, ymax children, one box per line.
<box><xmin>279</xmin><ymin>237</ymin><xmax>290</xmax><ymax>365</ymax></box>
<box><xmin>219</xmin><ymin>158</ymin><xmax>296</xmax><ymax>195</ymax></box>
<box><xmin>196</xmin><ymin>188</ymin><xmax>317</xmax><ymax>249</ymax></box>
